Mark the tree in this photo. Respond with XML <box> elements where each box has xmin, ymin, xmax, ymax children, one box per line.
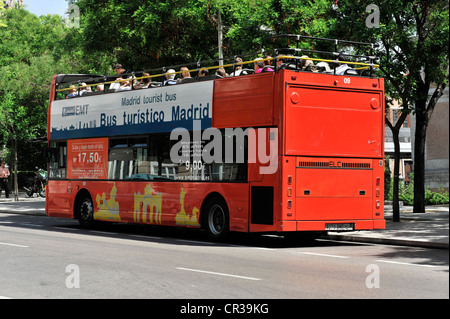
<box><xmin>74</xmin><ymin>0</ymin><xmax>333</xmax><ymax>73</ymax></box>
<box><xmin>329</xmin><ymin>0</ymin><xmax>449</xmax><ymax>221</ymax></box>
<box><xmin>0</xmin><ymin>93</ymin><xmax>31</xmax><ymax>200</ymax></box>
<box><xmin>0</xmin><ymin>7</ymin><xmax>85</xmax><ymax>199</ymax></box>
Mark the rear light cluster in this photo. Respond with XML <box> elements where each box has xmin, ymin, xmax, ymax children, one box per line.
<box><xmin>375</xmin><ymin>176</ymin><xmax>381</xmax><ymax>215</ymax></box>
<box><xmin>287</xmin><ymin>175</ymin><xmax>293</xmax><ymax>212</ymax></box>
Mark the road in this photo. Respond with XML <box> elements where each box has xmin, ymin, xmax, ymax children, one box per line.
<box><xmin>0</xmin><ymin>213</ymin><xmax>448</xmax><ymax>300</ymax></box>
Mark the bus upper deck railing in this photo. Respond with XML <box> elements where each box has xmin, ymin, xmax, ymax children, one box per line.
<box><xmin>54</xmin><ymin>34</ymin><xmax>380</xmax><ymax>99</ymax></box>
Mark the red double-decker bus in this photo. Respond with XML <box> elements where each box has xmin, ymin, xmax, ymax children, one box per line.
<box><xmin>46</xmin><ymin>35</ymin><xmax>385</xmax><ymax>240</ymax></box>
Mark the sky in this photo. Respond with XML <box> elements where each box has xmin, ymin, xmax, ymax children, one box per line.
<box><xmin>23</xmin><ymin>0</ymin><xmax>69</xmax><ymax>17</ymax></box>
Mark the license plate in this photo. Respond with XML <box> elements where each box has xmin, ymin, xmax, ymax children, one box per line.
<box><xmin>325</xmin><ymin>223</ymin><xmax>355</xmax><ymax>231</ymax></box>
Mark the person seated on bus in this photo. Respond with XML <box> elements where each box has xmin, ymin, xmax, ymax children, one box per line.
<box><xmin>276</xmin><ymin>54</ymin><xmax>296</xmax><ymax>70</ymax></box>
<box><xmin>300</xmin><ymin>56</ymin><xmax>315</xmax><ymax>72</ymax></box>
<box><xmin>315</xmin><ymin>61</ymin><xmax>332</xmax><ymax>73</ymax></box>
<box><xmin>113</xmin><ymin>63</ymin><xmax>130</xmax><ymax>76</ymax></box>
<box><xmin>135</xmin><ymin>73</ymin><xmax>151</xmax><ymax>89</ymax></box>
<box><xmin>254</xmin><ymin>58</ymin><xmax>265</xmax><ymax>73</ymax></box>
<box><xmin>79</xmin><ymin>82</ymin><xmax>92</xmax><ymax>96</ymax></box>
<box><xmin>110</xmin><ymin>63</ymin><xmax>130</xmax><ymax>90</ymax></box>
<box><xmin>215</xmin><ymin>67</ymin><xmax>228</xmax><ymax>78</ymax></box>
<box><xmin>66</xmin><ymin>85</ymin><xmax>79</xmax><ymax>98</ymax></box>
<box><xmin>229</xmin><ymin>57</ymin><xmax>247</xmax><ymax>77</ymax></box>
<box><xmin>162</xmin><ymin>69</ymin><xmax>177</xmax><ymax>86</ymax></box>
<box><xmin>261</xmin><ymin>55</ymin><xmax>274</xmax><ymax>72</ymax></box>
<box><xmin>198</xmin><ymin>68</ymin><xmax>209</xmax><ymax>78</ymax></box>
<box><xmin>335</xmin><ymin>63</ymin><xmax>358</xmax><ymax>75</ymax></box>
<box><xmin>177</xmin><ymin>67</ymin><xmax>192</xmax><ymax>83</ymax></box>
<box><xmin>96</xmin><ymin>84</ymin><xmax>104</xmax><ymax>92</ymax></box>
<box><xmin>117</xmin><ymin>77</ymin><xmax>133</xmax><ymax>91</ymax></box>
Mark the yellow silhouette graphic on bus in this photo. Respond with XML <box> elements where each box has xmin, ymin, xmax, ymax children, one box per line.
<box><xmin>175</xmin><ymin>187</ymin><xmax>200</xmax><ymax>227</ymax></box>
<box><xmin>95</xmin><ymin>183</ymin><xmax>121</xmax><ymax>221</ymax></box>
<box><xmin>134</xmin><ymin>185</ymin><xmax>162</xmax><ymax>224</ymax></box>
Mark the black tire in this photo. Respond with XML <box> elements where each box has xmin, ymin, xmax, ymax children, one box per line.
<box><xmin>77</xmin><ymin>194</ymin><xmax>95</xmax><ymax>228</ymax></box>
<box><xmin>203</xmin><ymin>196</ymin><xmax>229</xmax><ymax>241</ymax></box>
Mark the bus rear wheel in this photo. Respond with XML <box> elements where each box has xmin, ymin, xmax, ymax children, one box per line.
<box><xmin>204</xmin><ymin>196</ymin><xmax>229</xmax><ymax>241</ymax></box>
<box><xmin>77</xmin><ymin>194</ymin><xmax>95</xmax><ymax>228</ymax></box>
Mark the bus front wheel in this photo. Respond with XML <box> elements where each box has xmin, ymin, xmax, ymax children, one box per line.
<box><xmin>204</xmin><ymin>196</ymin><xmax>229</xmax><ymax>241</ymax></box>
<box><xmin>77</xmin><ymin>194</ymin><xmax>95</xmax><ymax>228</ymax></box>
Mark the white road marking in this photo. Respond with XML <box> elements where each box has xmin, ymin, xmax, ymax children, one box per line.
<box><xmin>176</xmin><ymin>267</ymin><xmax>261</xmax><ymax>281</ymax></box>
<box><xmin>0</xmin><ymin>242</ymin><xmax>29</xmax><ymax>248</ymax></box>
<box><xmin>301</xmin><ymin>252</ymin><xmax>349</xmax><ymax>259</ymax></box>
<box><xmin>375</xmin><ymin>260</ymin><xmax>439</xmax><ymax>268</ymax></box>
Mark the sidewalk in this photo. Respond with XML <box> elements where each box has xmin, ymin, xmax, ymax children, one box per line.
<box><xmin>0</xmin><ymin>196</ymin><xmax>448</xmax><ymax>249</ymax></box>
<box><xmin>327</xmin><ymin>205</ymin><xmax>449</xmax><ymax>249</ymax></box>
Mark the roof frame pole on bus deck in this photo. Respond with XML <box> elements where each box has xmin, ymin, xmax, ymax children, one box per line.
<box><xmin>333</xmin><ymin>39</ymin><xmax>339</xmax><ymax>75</ymax></box>
<box><xmin>369</xmin><ymin>43</ymin><xmax>375</xmax><ymax>78</ymax></box>
<box><xmin>218</xmin><ymin>8</ymin><xmax>223</xmax><ymax>66</ymax></box>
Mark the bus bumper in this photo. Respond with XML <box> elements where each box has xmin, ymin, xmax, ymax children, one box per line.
<box><xmin>280</xmin><ymin>219</ymin><xmax>386</xmax><ymax>232</ymax></box>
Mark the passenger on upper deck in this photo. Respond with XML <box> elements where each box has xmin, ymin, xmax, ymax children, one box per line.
<box><xmin>276</xmin><ymin>54</ymin><xmax>296</xmax><ymax>70</ymax></box>
<box><xmin>198</xmin><ymin>68</ymin><xmax>209</xmax><ymax>78</ymax></box>
<box><xmin>335</xmin><ymin>63</ymin><xmax>358</xmax><ymax>75</ymax></box>
<box><xmin>110</xmin><ymin>63</ymin><xmax>130</xmax><ymax>90</ymax></box>
<box><xmin>300</xmin><ymin>56</ymin><xmax>314</xmax><ymax>71</ymax></box>
<box><xmin>66</xmin><ymin>85</ymin><xmax>78</xmax><ymax>98</ymax></box>
<box><xmin>117</xmin><ymin>77</ymin><xmax>133</xmax><ymax>91</ymax></box>
<box><xmin>254</xmin><ymin>58</ymin><xmax>265</xmax><ymax>73</ymax></box>
<box><xmin>229</xmin><ymin>57</ymin><xmax>247</xmax><ymax>77</ymax></box>
<box><xmin>216</xmin><ymin>67</ymin><xmax>228</xmax><ymax>78</ymax></box>
<box><xmin>163</xmin><ymin>69</ymin><xmax>177</xmax><ymax>86</ymax></box>
<box><xmin>135</xmin><ymin>73</ymin><xmax>151</xmax><ymax>89</ymax></box>
<box><xmin>263</xmin><ymin>55</ymin><xmax>274</xmax><ymax>72</ymax></box>
<box><xmin>177</xmin><ymin>67</ymin><xmax>192</xmax><ymax>83</ymax></box>
<box><xmin>80</xmin><ymin>82</ymin><xmax>92</xmax><ymax>96</ymax></box>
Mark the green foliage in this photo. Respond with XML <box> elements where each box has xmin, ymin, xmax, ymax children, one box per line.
<box><xmin>0</xmin><ymin>7</ymin><xmax>87</xmax><ymax>171</ymax></box>
<box><xmin>389</xmin><ymin>174</ymin><xmax>450</xmax><ymax>206</ymax></box>
<box><xmin>75</xmin><ymin>0</ymin><xmax>334</xmax><ymax>71</ymax></box>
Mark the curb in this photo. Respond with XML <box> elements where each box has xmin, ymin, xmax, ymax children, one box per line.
<box><xmin>325</xmin><ymin>234</ymin><xmax>449</xmax><ymax>250</ymax></box>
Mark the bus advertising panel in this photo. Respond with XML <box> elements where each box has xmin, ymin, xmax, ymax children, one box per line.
<box><xmin>50</xmin><ymin>81</ymin><xmax>213</xmax><ymax>140</ymax></box>
<box><xmin>67</xmin><ymin>138</ymin><xmax>109</xmax><ymax>180</ymax></box>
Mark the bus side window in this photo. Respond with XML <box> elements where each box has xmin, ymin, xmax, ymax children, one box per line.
<box><xmin>49</xmin><ymin>141</ymin><xmax>67</xmax><ymax>179</ymax></box>
<box><xmin>108</xmin><ymin>137</ymin><xmax>149</xmax><ymax>180</ymax></box>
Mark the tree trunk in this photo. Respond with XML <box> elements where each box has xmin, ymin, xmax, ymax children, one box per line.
<box><xmin>413</xmin><ymin>107</ymin><xmax>427</xmax><ymax>214</ymax></box>
<box><xmin>13</xmin><ymin>138</ymin><xmax>19</xmax><ymax>202</ymax></box>
<box><xmin>392</xmin><ymin>127</ymin><xmax>401</xmax><ymax>222</ymax></box>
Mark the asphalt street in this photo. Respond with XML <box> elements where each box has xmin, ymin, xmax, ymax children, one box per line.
<box><xmin>0</xmin><ymin>209</ymin><xmax>448</xmax><ymax>299</ymax></box>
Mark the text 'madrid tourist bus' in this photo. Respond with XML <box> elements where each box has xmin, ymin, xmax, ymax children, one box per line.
<box><xmin>46</xmin><ymin>34</ymin><xmax>385</xmax><ymax>240</ymax></box>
